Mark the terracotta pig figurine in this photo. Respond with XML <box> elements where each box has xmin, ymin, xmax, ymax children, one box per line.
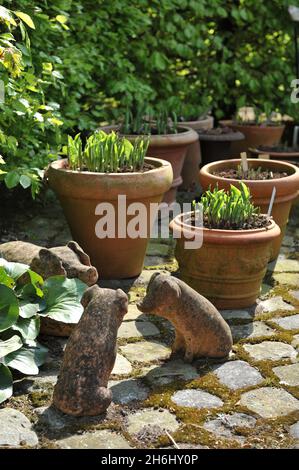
<box><xmin>138</xmin><ymin>273</ymin><xmax>232</xmax><ymax>362</ymax></box>
<box><xmin>0</xmin><ymin>240</ymin><xmax>98</xmax><ymax>286</ymax></box>
<box><xmin>53</xmin><ymin>284</ymin><xmax>128</xmax><ymax>416</ymax></box>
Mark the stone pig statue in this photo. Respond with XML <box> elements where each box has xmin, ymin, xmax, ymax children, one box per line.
<box><xmin>138</xmin><ymin>272</ymin><xmax>232</xmax><ymax>362</ymax></box>
<box><xmin>53</xmin><ymin>284</ymin><xmax>128</xmax><ymax>416</ymax></box>
<box><xmin>0</xmin><ymin>240</ymin><xmax>98</xmax><ymax>286</ymax></box>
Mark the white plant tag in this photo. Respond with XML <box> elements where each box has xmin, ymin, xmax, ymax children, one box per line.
<box><xmin>258</xmin><ymin>153</ymin><xmax>270</xmax><ymax>159</ymax></box>
<box><xmin>241</xmin><ymin>152</ymin><xmax>248</xmax><ymax>173</ymax></box>
<box><xmin>267</xmin><ymin>187</ymin><xmax>276</xmax><ymax>217</ymax></box>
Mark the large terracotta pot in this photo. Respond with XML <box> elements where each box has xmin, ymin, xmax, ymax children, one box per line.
<box><xmin>199</xmin><ymin>159</ymin><xmax>299</xmax><ymax>259</ymax></box>
<box><xmin>179</xmin><ymin>116</ymin><xmax>214</xmax><ymax>190</ymax></box>
<box><xmin>170</xmin><ymin>212</ymin><xmax>280</xmax><ymax>309</ymax></box>
<box><xmin>124</xmin><ymin>126</ymin><xmax>198</xmax><ymax>205</ymax></box>
<box><xmin>219</xmin><ymin>120</ymin><xmax>285</xmax><ymax>155</ymax></box>
<box><xmin>48</xmin><ymin>157</ymin><xmax>173</xmax><ymax>279</ymax></box>
<box><xmin>197</xmin><ymin>129</ymin><xmax>244</xmax><ymax>166</ymax></box>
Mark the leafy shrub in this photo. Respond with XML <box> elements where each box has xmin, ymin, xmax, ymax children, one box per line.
<box><xmin>196</xmin><ymin>183</ymin><xmax>261</xmax><ymax>229</ymax></box>
<box><xmin>0</xmin><ymin>257</ymin><xmax>86</xmax><ymax>404</ymax></box>
<box><xmin>66</xmin><ymin>131</ymin><xmax>149</xmax><ymax>172</ymax></box>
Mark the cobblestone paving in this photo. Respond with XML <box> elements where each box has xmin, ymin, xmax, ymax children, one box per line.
<box><xmin>0</xmin><ymin>193</ymin><xmax>299</xmax><ymax>449</ymax></box>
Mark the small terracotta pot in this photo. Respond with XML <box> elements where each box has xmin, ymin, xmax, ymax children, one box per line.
<box><xmin>219</xmin><ymin>120</ymin><xmax>285</xmax><ymax>155</ymax></box>
<box><xmin>170</xmin><ymin>212</ymin><xmax>280</xmax><ymax>309</ymax></box>
<box><xmin>199</xmin><ymin>159</ymin><xmax>299</xmax><ymax>259</ymax></box>
<box><xmin>197</xmin><ymin>129</ymin><xmax>244</xmax><ymax>165</ymax></box>
<box><xmin>48</xmin><ymin>157</ymin><xmax>173</xmax><ymax>279</ymax></box>
<box><xmin>124</xmin><ymin>126</ymin><xmax>198</xmax><ymax>204</ymax></box>
<box><xmin>249</xmin><ymin>147</ymin><xmax>299</xmax><ymax>160</ymax></box>
<box><xmin>179</xmin><ymin>116</ymin><xmax>214</xmax><ymax>190</ymax></box>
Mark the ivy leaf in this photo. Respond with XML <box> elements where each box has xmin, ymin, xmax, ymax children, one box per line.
<box><xmin>11</xmin><ymin>317</ymin><xmax>40</xmax><ymax>341</ymax></box>
<box><xmin>4</xmin><ymin>171</ymin><xmax>20</xmax><ymax>189</ymax></box>
<box><xmin>19</xmin><ymin>174</ymin><xmax>31</xmax><ymax>189</ymax></box>
<box><xmin>0</xmin><ymin>334</ymin><xmax>23</xmax><ymax>357</ymax></box>
<box><xmin>3</xmin><ymin>342</ymin><xmax>47</xmax><ymax>375</ymax></box>
<box><xmin>0</xmin><ymin>258</ymin><xmax>29</xmax><ymax>281</ymax></box>
<box><xmin>14</xmin><ymin>11</ymin><xmax>35</xmax><ymax>29</ymax></box>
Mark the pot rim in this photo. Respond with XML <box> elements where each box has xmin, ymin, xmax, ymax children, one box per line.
<box><xmin>178</xmin><ymin>116</ymin><xmax>214</xmax><ymax>126</ymax></box>
<box><xmin>170</xmin><ymin>210</ymin><xmax>280</xmax><ymax>245</ymax></box>
<box><xmin>199</xmin><ymin>158</ymin><xmax>299</xmax><ymax>185</ymax></box>
<box><xmin>122</xmin><ymin>125</ymin><xmax>199</xmax><ymax>146</ymax></box>
<box><xmin>249</xmin><ymin>147</ymin><xmax>299</xmax><ymax>158</ymax></box>
<box><xmin>219</xmin><ymin>119</ymin><xmax>285</xmax><ymax>131</ymax></box>
<box><xmin>197</xmin><ymin>130</ymin><xmax>245</xmax><ymax>142</ymax></box>
<box><xmin>49</xmin><ymin>156</ymin><xmax>170</xmax><ymax>177</ymax></box>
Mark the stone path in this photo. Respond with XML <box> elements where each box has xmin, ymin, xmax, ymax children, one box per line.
<box><xmin>0</xmin><ymin>194</ymin><xmax>299</xmax><ymax>449</ymax></box>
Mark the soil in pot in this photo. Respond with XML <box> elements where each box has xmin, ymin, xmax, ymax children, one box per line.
<box><xmin>197</xmin><ymin>127</ymin><xmax>245</xmax><ymax>166</ymax></box>
<box><xmin>213</xmin><ymin>167</ymin><xmax>288</xmax><ymax>180</ymax></box>
<box><xmin>170</xmin><ymin>212</ymin><xmax>280</xmax><ymax>309</ymax></box>
<box><xmin>199</xmin><ymin>159</ymin><xmax>299</xmax><ymax>260</ymax></box>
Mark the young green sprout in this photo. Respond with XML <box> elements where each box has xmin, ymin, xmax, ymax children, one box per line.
<box><xmin>193</xmin><ymin>182</ymin><xmax>260</xmax><ymax>229</ymax></box>
<box><xmin>66</xmin><ymin>131</ymin><xmax>150</xmax><ymax>173</ymax></box>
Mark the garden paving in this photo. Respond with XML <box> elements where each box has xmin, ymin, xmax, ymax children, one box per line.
<box><xmin>1</xmin><ymin>196</ymin><xmax>299</xmax><ymax>449</ymax></box>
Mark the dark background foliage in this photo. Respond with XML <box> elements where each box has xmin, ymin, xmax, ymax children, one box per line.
<box><xmin>0</xmin><ymin>0</ymin><xmax>298</xmax><ymax>192</ymax></box>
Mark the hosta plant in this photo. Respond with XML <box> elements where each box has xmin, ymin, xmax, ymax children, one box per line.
<box><xmin>66</xmin><ymin>131</ymin><xmax>149</xmax><ymax>172</ymax></box>
<box><xmin>194</xmin><ymin>183</ymin><xmax>264</xmax><ymax>230</ymax></box>
<box><xmin>0</xmin><ymin>258</ymin><xmax>86</xmax><ymax>404</ymax></box>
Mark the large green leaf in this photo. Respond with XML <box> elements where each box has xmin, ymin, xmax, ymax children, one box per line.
<box><xmin>4</xmin><ymin>342</ymin><xmax>48</xmax><ymax>375</ymax></box>
<box><xmin>0</xmin><ymin>334</ymin><xmax>23</xmax><ymax>357</ymax></box>
<box><xmin>0</xmin><ymin>258</ymin><xmax>29</xmax><ymax>281</ymax></box>
<box><xmin>11</xmin><ymin>317</ymin><xmax>40</xmax><ymax>341</ymax></box>
<box><xmin>19</xmin><ymin>300</ymin><xmax>40</xmax><ymax>319</ymax></box>
<box><xmin>41</xmin><ymin>276</ymin><xmax>86</xmax><ymax>323</ymax></box>
<box><xmin>0</xmin><ymin>285</ymin><xmax>19</xmax><ymax>332</ymax></box>
<box><xmin>0</xmin><ymin>266</ymin><xmax>15</xmax><ymax>288</ymax></box>
<box><xmin>0</xmin><ymin>364</ymin><xmax>13</xmax><ymax>404</ymax></box>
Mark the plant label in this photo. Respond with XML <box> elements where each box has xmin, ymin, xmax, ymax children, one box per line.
<box><xmin>267</xmin><ymin>187</ymin><xmax>276</xmax><ymax>217</ymax></box>
<box><xmin>241</xmin><ymin>152</ymin><xmax>248</xmax><ymax>174</ymax></box>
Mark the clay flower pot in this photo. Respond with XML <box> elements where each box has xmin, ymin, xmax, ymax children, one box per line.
<box><xmin>179</xmin><ymin>116</ymin><xmax>214</xmax><ymax>190</ymax></box>
<box><xmin>124</xmin><ymin>126</ymin><xmax>198</xmax><ymax>205</ymax></box>
<box><xmin>249</xmin><ymin>146</ymin><xmax>299</xmax><ymax>161</ymax></box>
<box><xmin>199</xmin><ymin>159</ymin><xmax>299</xmax><ymax>259</ymax></box>
<box><xmin>170</xmin><ymin>212</ymin><xmax>280</xmax><ymax>309</ymax></box>
<box><xmin>219</xmin><ymin>120</ymin><xmax>285</xmax><ymax>155</ymax></box>
<box><xmin>48</xmin><ymin>157</ymin><xmax>173</xmax><ymax>279</ymax></box>
<box><xmin>197</xmin><ymin>128</ymin><xmax>244</xmax><ymax>166</ymax></box>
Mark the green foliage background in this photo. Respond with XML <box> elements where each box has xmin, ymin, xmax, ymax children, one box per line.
<box><xmin>0</xmin><ymin>0</ymin><xmax>298</xmax><ymax>192</ymax></box>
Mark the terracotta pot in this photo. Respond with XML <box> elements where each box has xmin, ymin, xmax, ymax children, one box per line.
<box><xmin>179</xmin><ymin>116</ymin><xmax>214</xmax><ymax>190</ymax></box>
<box><xmin>197</xmin><ymin>129</ymin><xmax>245</xmax><ymax>166</ymax></box>
<box><xmin>170</xmin><ymin>212</ymin><xmax>280</xmax><ymax>309</ymax></box>
<box><xmin>48</xmin><ymin>157</ymin><xmax>173</xmax><ymax>279</ymax></box>
<box><xmin>199</xmin><ymin>159</ymin><xmax>299</xmax><ymax>259</ymax></box>
<box><xmin>124</xmin><ymin>126</ymin><xmax>198</xmax><ymax>204</ymax></box>
<box><xmin>249</xmin><ymin>147</ymin><xmax>299</xmax><ymax>160</ymax></box>
<box><xmin>219</xmin><ymin>120</ymin><xmax>285</xmax><ymax>155</ymax></box>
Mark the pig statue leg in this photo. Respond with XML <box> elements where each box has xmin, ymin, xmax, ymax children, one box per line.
<box><xmin>172</xmin><ymin>329</ymin><xmax>186</xmax><ymax>355</ymax></box>
<box><xmin>184</xmin><ymin>337</ymin><xmax>195</xmax><ymax>363</ymax></box>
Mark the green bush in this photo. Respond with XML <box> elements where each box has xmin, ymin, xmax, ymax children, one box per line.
<box><xmin>0</xmin><ymin>1</ymin><xmax>297</xmax><ymax>196</ymax></box>
<box><xmin>0</xmin><ymin>257</ymin><xmax>86</xmax><ymax>404</ymax></box>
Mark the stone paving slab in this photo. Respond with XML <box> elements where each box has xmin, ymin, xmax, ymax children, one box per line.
<box><xmin>127</xmin><ymin>408</ymin><xmax>180</xmax><ymax>436</ymax></box>
<box><xmin>220</xmin><ymin>309</ymin><xmax>253</xmax><ymax>321</ymax></box>
<box><xmin>109</xmin><ymin>379</ymin><xmax>149</xmax><ymax>404</ymax></box>
<box><xmin>268</xmin><ymin>259</ymin><xmax>299</xmax><ymax>273</ymax></box>
<box><xmin>290</xmin><ymin>422</ymin><xmax>299</xmax><ymax>439</ymax></box>
<box><xmin>112</xmin><ymin>354</ymin><xmax>132</xmax><ymax>375</ymax></box>
<box><xmin>118</xmin><ymin>321</ymin><xmax>160</xmax><ymax>339</ymax></box>
<box><xmin>230</xmin><ymin>322</ymin><xmax>275</xmax><ymax>341</ymax></box>
<box><xmin>120</xmin><ymin>340</ymin><xmax>171</xmax><ymax>363</ymax></box>
<box><xmin>57</xmin><ymin>430</ymin><xmax>132</xmax><ymax>449</ymax></box>
<box><xmin>292</xmin><ymin>334</ymin><xmax>299</xmax><ymax>348</ymax></box>
<box><xmin>256</xmin><ymin>296</ymin><xmax>295</xmax><ymax>313</ymax></box>
<box><xmin>271</xmin><ymin>314</ymin><xmax>299</xmax><ymax>331</ymax></box>
<box><xmin>272</xmin><ymin>363</ymin><xmax>299</xmax><ymax>386</ymax></box>
<box><xmin>141</xmin><ymin>359</ymin><xmax>199</xmax><ymax>385</ymax></box>
<box><xmin>243</xmin><ymin>341</ymin><xmax>298</xmax><ymax>361</ymax></box>
<box><xmin>272</xmin><ymin>273</ymin><xmax>299</xmax><ymax>287</ymax></box>
<box><xmin>171</xmin><ymin>389</ymin><xmax>223</xmax><ymax>409</ymax></box>
<box><xmin>203</xmin><ymin>413</ymin><xmax>256</xmax><ymax>442</ymax></box>
<box><xmin>239</xmin><ymin>387</ymin><xmax>299</xmax><ymax>418</ymax></box>
<box><xmin>213</xmin><ymin>360</ymin><xmax>263</xmax><ymax>390</ymax></box>
<box><xmin>290</xmin><ymin>290</ymin><xmax>299</xmax><ymax>301</ymax></box>
<box><xmin>0</xmin><ymin>409</ymin><xmax>38</xmax><ymax>447</ymax></box>
<box><xmin>124</xmin><ymin>304</ymin><xmax>147</xmax><ymax>321</ymax></box>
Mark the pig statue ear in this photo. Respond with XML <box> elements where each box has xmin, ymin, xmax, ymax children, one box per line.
<box><xmin>162</xmin><ymin>277</ymin><xmax>181</xmax><ymax>299</ymax></box>
<box><xmin>115</xmin><ymin>289</ymin><xmax>128</xmax><ymax>315</ymax></box>
<box><xmin>31</xmin><ymin>249</ymin><xmax>66</xmax><ymax>278</ymax></box>
<box><xmin>147</xmin><ymin>271</ymin><xmax>161</xmax><ymax>289</ymax></box>
<box><xmin>67</xmin><ymin>241</ymin><xmax>91</xmax><ymax>266</ymax></box>
<box><xmin>81</xmin><ymin>285</ymin><xmax>100</xmax><ymax>308</ymax></box>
